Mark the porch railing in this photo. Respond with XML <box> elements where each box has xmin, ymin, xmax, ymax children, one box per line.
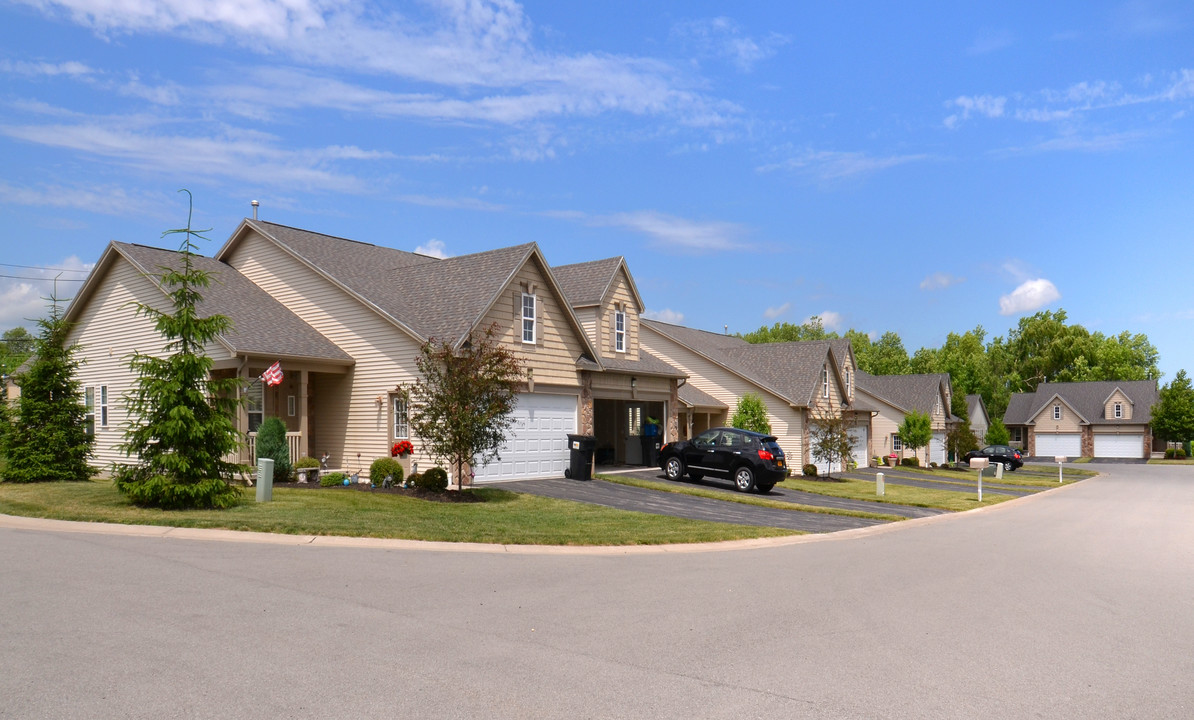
<box><xmin>245</xmin><ymin>431</ymin><xmax>302</xmax><ymax>464</ymax></box>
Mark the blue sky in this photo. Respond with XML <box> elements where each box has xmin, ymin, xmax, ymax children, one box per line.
<box><xmin>1</xmin><ymin>0</ymin><xmax>1191</xmax><ymax>378</ymax></box>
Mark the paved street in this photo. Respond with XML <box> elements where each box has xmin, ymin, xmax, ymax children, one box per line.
<box><xmin>3</xmin><ymin>464</ymin><xmax>1193</xmax><ymax>718</ymax></box>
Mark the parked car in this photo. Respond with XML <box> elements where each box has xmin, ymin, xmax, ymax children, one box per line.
<box><xmin>658</xmin><ymin>427</ymin><xmax>787</xmax><ymax>493</ymax></box>
<box><xmin>964</xmin><ymin>445</ymin><xmax>1023</xmax><ymax>471</ymax></box>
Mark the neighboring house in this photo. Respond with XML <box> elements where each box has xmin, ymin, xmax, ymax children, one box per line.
<box><xmin>639</xmin><ymin>320</ymin><xmax>866</xmax><ymax>471</ymax></box>
<box><xmin>1003</xmin><ymin>380</ymin><xmax>1160</xmax><ymax>459</ymax></box>
<box><xmin>855</xmin><ymin>371</ymin><xmax>955</xmax><ymax>465</ymax></box>
<box><xmin>64</xmin><ymin>220</ymin><xmax>688</xmax><ymax>484</ymax></box>
<box><xmin>967</xmin><ymin>394</ymin><xmax>990</xmax><ymax>442</ymax></box>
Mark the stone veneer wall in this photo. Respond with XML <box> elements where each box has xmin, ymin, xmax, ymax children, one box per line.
<box><xmin>1026</xmin><ymin>428</ymin><xmax>1036</xmax><ymax>457</ymax></box>
<box><xmin>1081</xmin><ymin>426</ymin><xmax>1094</xmax><ymax>457</ymax></box>
<box><xmin>579</xmin><ymin>374</ymin><xmax>595</xmax><ymax>435</ymax></box>
<box><xmin>667</xmin><ymin>381</ymin><xmax>679</xmax><ymax>442</ymax></box>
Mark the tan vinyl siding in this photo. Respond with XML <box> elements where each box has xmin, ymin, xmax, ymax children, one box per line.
<box><xmin>930</xmin><ymin>388</ymin><xmax>948</xmax><ymax>432</ymax></box>
<box><xmin>869</xmin><ymin>401</ymin><xmax>905</xmax><ymax>460</ymax></box>
<box><xmin>575</xmin><ymin>307</ymin><xmax>598</xmax><ymax>350</ymax></box>
<box><xmin>642</xmin><ymin>327</ymin><xmax>804</xmax><ymax>463</ymax></box>
<box><xmin>66</xmin><ymin>257</ymin><xmax>234</xmax><ymax>469</ymax></box>
<box><xmin>225</xmin><ymin>231</ymin><xmax>429</xmax><ymax>470</ymax></box>
<box><xmin>481</xmin><ymin>258</ymin><xmax>585</xmax><ymax>389</ymax></box>
<box><xmin>1031</xmin><ymin>400</ymin><xmax>1082</xmax><ymax>433</ymax></box>
<box><xmin>1092</xmin><ymin>424</ymin><xmax>1148</xmax><ymax>434</ymax></box>
<box><xmin>590</xmin><ymin>371</ymin><xmax>670</xmax><ymax>400</ymax></box>
<box><xmin>601</xmin><ymin>270</ymin><xmax>639</xmax><ymax>361</ymax></box>
<box><xmin>809</xmin><ymin>362</ymin><xmax>844</xmax><ymax>417</ymax></box>
<box><xmin>1105</xmin><ymin>390</ymin><xmax>1132</xmax><ymax>420</ymax></box>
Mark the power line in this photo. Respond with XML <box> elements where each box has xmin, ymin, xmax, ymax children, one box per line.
<box><xmin>0</xmin><ymin>262</ymin><xmax>89</xmax><ymax>273</ymax></box>
<box><xmin>0</xmin><ymin>274</ymin><xmax>85</xmax><ymax>281</ymax></box>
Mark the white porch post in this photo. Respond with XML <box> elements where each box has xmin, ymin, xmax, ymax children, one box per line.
<box><xmin>237</xmin><ymin>360</ymin><xmax>250</xmax><ymax>464</ymax></box>
<box><xmin>299</xmin><ymin>369</ymin><xmax>310</xmax><ymax>459</ymax></box>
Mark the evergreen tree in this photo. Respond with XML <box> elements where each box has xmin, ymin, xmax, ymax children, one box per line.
<box><xmin>4</xmin><ymin>298</ymin><xmax>96</xmax><ymax>482</ymax></box>
<box><xmin>254</xmin><ymin>416</ymin><xmax>292</xmax><ymax>482</ymax></box>
<box><xmin>984</xmin><ymin>418</ymin><xmax>1011</xmax><ymax>446</ymax></box>
<box><xmin>113</xmin><ymin>192</ymin><xmax>243</xmax><ymax>508</ymax></box>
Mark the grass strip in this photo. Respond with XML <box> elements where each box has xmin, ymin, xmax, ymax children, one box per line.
<box><xmin>596</xmin><ymin>474</ymin><xmax>905</xmax><ymax>522</ymax></box>
<box><xmin>0</xmin><ymin>479</ymin><xmax>799</xmax><ymax>546</ymax></box>
<box><xmin>778</xmin><ymin>476</ymin><xmax>1016</xmax><ymax>512</ymax></box>
<box><xmin>882</xmin><ymin>466</ymin><xmax>1084</xmax><ymax>487</ymax></box>
<box><xmin>1147</xmin><ymin>459</ymin><xmax>1194</xmax><ymax>465</ymax></box>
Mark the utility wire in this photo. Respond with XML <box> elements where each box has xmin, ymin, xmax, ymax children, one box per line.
<box><xmin>0</xmin><ymin>262</ymin><xmax>89</xmax><ymax>272</ymax></box>
<box><xmin>0</xmin><ymin>274</ymin><xmax>85</xmax><ymax>281</ymax></box>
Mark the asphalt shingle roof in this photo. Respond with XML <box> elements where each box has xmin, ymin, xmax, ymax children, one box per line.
<box><xmin>116</xmin><ymin>242</ymin><xmax>350</xmax><ymax>362</ymax></box>
<box><xmin>1003</xmin><ymin>380</ymin><xmax>1159</xmax><ymax>426</ymax></box>
<box><xmin>552</xmin><ymin>257</ymin><xmax>624</xmax><ymax>308</ymax></box>
<box><xmin>856</xmin><ymin>370</ymin><xmax>950</xmax><ymax>415</ymax></box>
<box><xmin>599</xmin><ymin>352</ymin><xmax>686</xmax><ymax>378</ymax></box>
<box><xmin>678</xmin><ymin>382</ymin><xmax>726</xmax><ymax>409</ymax></box>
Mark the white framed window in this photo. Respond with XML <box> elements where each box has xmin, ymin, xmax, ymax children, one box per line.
<box><xmin>392</xmin><ymin>397</ymin><xmax>409</xmax><ymax>440</ymax></box>
<box><xmin>246</xmin><ymin>380</ymin><xmax>263</xmax><ymax>432</ymax></box>
<box><xmin>521</xmin><ymin>293</ymin><xmax>536</xmax><ymax>344</ymax></box>
<box><xmin>1011</xmin><ymin>427</ymin><xmax>1022</xmax><ymax>442</ymax></box>
<box><xmin>84</xmin><ymin>387</ymin><xmax>95</xmax><ymax>436</ymax></box>
<box><xmin>287</xmin><ymin>395</ymin><xmax>296</xmax><ymax>417</ymax></box>
<box><xmin>615</xmin><ymin>309</ymin><xmax>626</xmax><ymax>353</ymax></box>
<box><xmin>99</xmin><ymin>385</ymin><xmax>108</xmax><ymax>428</ymax></box>
<box><xmin>892</xmin><ymin>435</ymin><xmax>903</xmax><ymax>452</ymax></box>
<box><xmin>845</xmin><ymin>369</ymin><xmax>851</xmax><ymax>397</ymax></box>
<box><xmin>1114</xmin><ymin>402</ymin><xmax>1123</xmax><ymax>419</ymax></box>
<box><xmin>1053</xmin><ymin>404</ymin><xmax>1061</xmax><ymax>420</ymax></box>
<box><xmin>822</xmin><ymin>367</ymin><xmax>829</xmax><ymax>398</ymax></box>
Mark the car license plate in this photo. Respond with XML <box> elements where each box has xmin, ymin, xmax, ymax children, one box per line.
<box><xmin>776</xmin><ymin>459</ymin><xmax>784</xmax><ymax>467</ymax></box>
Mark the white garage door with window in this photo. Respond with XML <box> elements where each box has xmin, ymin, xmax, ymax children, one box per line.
<box><xmin>1036</xmin><ymin>433</ymin><xmax>1081</xmax><ymax>458</ymax></box>
<box><xmin>1094</xmin><ymin>434</ymin><xmax>1144</xmax><ymax>459</ymax></box>
<box><xmin>471</xmin><ymin>393</ymin><xmax>577</xmax><ymax>483</ymax></box>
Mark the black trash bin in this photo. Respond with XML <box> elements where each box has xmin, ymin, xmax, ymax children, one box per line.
<box><xmin>639</xmin><ymin>435</ymin><xmax>661</xmax><ymax>466</ymax></box>
<box><xmin>565</xmin><ymin>434</ymin><xmax>596</xmax><ymax>480</ymax></box>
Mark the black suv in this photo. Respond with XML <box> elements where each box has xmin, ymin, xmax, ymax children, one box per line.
<box><xmin>964</xmin><ymin>445</ymin><xmax>1023</xmax><ymax>471</ymax></box>
<box><xmin>658</xmin><ymin>427</ymin><xmax>787</xmax><ymax>493</ymax></box>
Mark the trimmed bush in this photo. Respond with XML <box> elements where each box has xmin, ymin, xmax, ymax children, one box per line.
<box><xmin>295</xmin><ymin>456</ymin><xmax>320</xmax><ymax>469</ymax></box>
<box><xmin>1177</xmin><ymin>448</ymin><xmax>1188</xmax><ymax>459</ymax></box>
<box><xmin>416</xmin><ymin>466</ymin><xmax>449</xmax><ymax>492</ymax></box>
<box><xmin>255</xmin><ymin>417</ymin><xmax>292</xmax><ymax>482</ymax></box>
<box><xmin>320</xmin><ymin>471</ymin><xmax>346</xmax><ymax>487</ymax></box>
<box><xmin>901</xmin><ymin>457</ymin><xmax>920</xmax><ymax>467</ymax></box>
<box><xmin>930</xmin><ymin>462</ymin><xmax>938</xmax><ymax>468</ymax></box>
<box><xmin>370</xmin><ymin>457</ymin><xmax>405</xmax><ymax>486</ymax></box>
<box><xmin>802</xmin><ymin>463</ymin><xmax>818</xmax><ymax>477</ymax></box>
<box><xmin>406</xmin><ymin>472</ymin><xmax>422</xmax><ymax>487</ymax></box>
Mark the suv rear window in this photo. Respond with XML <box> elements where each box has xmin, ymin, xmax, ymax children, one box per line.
<box><xmin>761</xmin><ymin>439</ymin><xmax>784</xmax><ymax>457</ymax></box>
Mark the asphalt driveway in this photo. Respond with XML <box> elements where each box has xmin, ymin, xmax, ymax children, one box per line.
<box><xmin>491</xmin><ymin>477</ymin><xmax>889</xmax><ymax>532</ymax></box>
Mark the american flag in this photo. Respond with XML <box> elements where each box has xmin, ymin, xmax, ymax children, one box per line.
<box><xmin>262</xmin><ymin>361</ymin><xmax>284</xmax><ymax>387</ymax></box>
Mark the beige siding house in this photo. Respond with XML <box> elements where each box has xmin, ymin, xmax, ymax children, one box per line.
<box><xmin>1003</xmin><ymin>380</ymin><xmax>1160</xmax><ymax>459</ymax></box>
<box><xmin>855</xmin><ymin>371</ymin><xmax>954</xmax><ymax>465</ymax></box>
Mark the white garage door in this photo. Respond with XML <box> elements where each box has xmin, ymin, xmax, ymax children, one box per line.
<box><xmin>929</xmin><ymin>432</ymin><xmax>946</xmax><ymax>465</ymax></box>
<box><xmin>1094</xmin><ymin>434</ymin><xmax>1144</xmax><ymax>459</ymax></box>
<box><xmin>1036</xmin><ymin>433</ymin><xmax>1081</xmax><ymax>458</ymax></box>
<box><xmin>848</xmin><ymin>425</ymin><xmax>868</xmax><ymax>469</ymax></box>
<box><xmin>471</xmin><ymin>393</ymin><xmax>577</xmax><ymax>483</ymax></box>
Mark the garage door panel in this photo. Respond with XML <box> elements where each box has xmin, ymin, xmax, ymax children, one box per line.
<box><xmin>472</xmin><ymin>393</ymin><xmax>577</xmax><ymax>483</ymax></box>
<box><xmin>1036</xmin><ymin>433</ymin><xmax>1081</xmax><ymax>457</ymax></box>
<box><xmin>1094</xmin><ymin>434</ymin><xmax>1143</xmax><ymax>458</ymax></box>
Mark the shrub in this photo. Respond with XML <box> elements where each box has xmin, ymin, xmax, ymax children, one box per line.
<box><xmin>416</xmin><ymin>466</ymin><xmax>449</xmax><ymax>492</ymax></box>
<box><xmin>1177</xmin><ymin>448</ymin><xmax>1188</xmax><ymax>459</ymax></box>
<box><xmin>295</xmin><ymin>456</ymin><xmax>320</xmax><ymax>469</ymax></box>
<box><xmin>406</xmin><ymin>472</ymin><xmax>422</xmax><ymax>487</ymax></box>
<box><xmin>872</xmin><ymin>456</ymin><xmax>881</xmax><ymax>467</ymax></box>
<box><xmin>370</xmin><ymin>457</ymin><xmax>404</xmax><ymax>486</ymax></box>
<box><xmin>255</xmin><ymin>417</ymin><xmax>292</xmax><ymax>482</ymax></box>
<box><xmin>901</xmin><ymin>457</ymin><xmax>920</xmax><ymax>467</ymax></box>
<box><xmin>320</xmin><ymin>471</ymin><xmax>346</xmax><ymax>487</ymax></box>
<box><xmin>930</xmin><ymin>462</ymin><xmax>938</xmax><ymax>468</ymax></box>
<box><xmin>802</xmin><ymin>463</ymin><xmax>818</xmax><ymax>477</ymax></box>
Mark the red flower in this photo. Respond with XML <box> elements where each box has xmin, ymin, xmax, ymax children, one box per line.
<box><xmin>391</xmin><ymin>440</ymin><xmax>414</xmax><ymax>457</ymax></box>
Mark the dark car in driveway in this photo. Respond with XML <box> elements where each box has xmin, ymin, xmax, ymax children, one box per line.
<box><xmin>964</xmin><ymin>444</ymin><xmax>1023</xmax><ymax>471</ymax></box>
<box><xmin>658</xmin><ymin>427</ymin><xmax>787</xmax><ymax>493</ymax></box>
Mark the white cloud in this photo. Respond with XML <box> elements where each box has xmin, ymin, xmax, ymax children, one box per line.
<box><xmin>943</xmin><ymin>94</ymin><xmax>1006</xmax><ymax>129</ymax></box>
<box><xmin>672</xmin><ymin>17</ymin><xmax>789</xmax><ymax>72</ymax></box>
<box><xmin>763</xmin><ymin>302</ymin><xmax>790</xmax><ymax>319</ymax></box>
<box><xmin>0</xmin><ymin>59</ymin><xmax>94</xmax><ymax>77</ymax></box>
<box><xmin>999</xmin><ymin>279</ymin><xmax>1061</xmax><ymax>316</ymax></box>
<box><xmin>414</xmin><ymin>239</ymin><xmax>448</xmax><ymax>258</ymax></box>
<box><xmin>0</xmin><ymin>255</ymin><xmax>93</xmax><ymax>329</ymax></box>
<box><xmin>643</xmin><ymin>308</ymin><xmax>684</xmax><ymax>324</ymax></box>
<box><xmin>592</xmin><ymin>211</ymin><xmax>749</xmax><ymax>251</ymax></box>
<box><xmin>757</xmin><ymin>149</ymin><xmax>927</xmax><ymax>180</ymax></box>
<box><xmin>920</xmin><ymin>272</ymin><xmax>964</xmax><ymax>290</ymax></box>
<box><xmin>808</xmin><ymin>311</ymin><xmax>844</xmax><ymax>331</ymax></box>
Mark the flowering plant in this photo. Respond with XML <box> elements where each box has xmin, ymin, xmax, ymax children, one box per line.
<box><xmin>391</xmin><ymin>440</ymin><xmax>414</xmax><ymax>457</ymax></box>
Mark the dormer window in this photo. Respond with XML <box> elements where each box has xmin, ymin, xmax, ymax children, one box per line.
<box><xmin>522</xmin><ymin>293</ymin><xmax>536</xmax><ymax>343</ymax></box>
<box><xmin>1114</xmin><ymin>402</ymin><xmax>1122</xmax><ymax>419</ymax></box>
<box><xmin>615</xmin><ymin>309</ymin><xmax>626</xmax><ymax>353</ymax></box>
<box><xmin>1053</xmin><ymin>404</ymin><xmax>1061</xmax><ymax>420</ymax></box>
<box><xmin>822</xmin><ymin>367</ymin><xmax>829</xmax><ymax>398</ymax></box>
<box><xmin>845</xmin><ymin>369</ymin><xmax>851</xmax><ymax>397</ymax></box>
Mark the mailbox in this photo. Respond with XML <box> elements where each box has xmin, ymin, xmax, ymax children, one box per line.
<box><xmin>1054</xmin><ymin>455</ymin><xmax>1066</xmax><ymax>464</ymax></box>
<box><xmin>968</xmin><ymin>457</ymin><xmax>989</xmax><ymax>469</ymax></box>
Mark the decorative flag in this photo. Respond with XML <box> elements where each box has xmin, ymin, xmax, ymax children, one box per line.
<box><xmin>262</xmin><ymin>361</ymin><xmax>284</xmax><ymax>387</ymax></box>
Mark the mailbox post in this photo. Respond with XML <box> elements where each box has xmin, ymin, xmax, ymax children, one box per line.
<box><xmin>1055</xmin><ymin>455</ymin><xmax>1066</xmax><ymax>483</ymax></box>
<box><xmin>968</xmin><ymin>456</ymin><xmax>989</xmax><ymax>502</ymax></box>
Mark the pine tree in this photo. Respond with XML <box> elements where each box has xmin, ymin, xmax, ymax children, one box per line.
<box><xmin>113</xmin><ymin>191</ymin><xmax>244</xmax><ymax>508</ymax></box>
<box><xmin>4</xmin><ymin>298</ymin><xmax>96</xmax><ymax>482</ymax></box>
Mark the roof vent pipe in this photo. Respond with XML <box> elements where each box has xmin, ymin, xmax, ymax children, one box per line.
<box><xmin>250</xmin><ymin>200</ymin><xmax>259</xmax><ymax>220</ymax></box>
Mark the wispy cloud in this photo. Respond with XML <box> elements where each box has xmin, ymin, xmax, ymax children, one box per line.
<box><xmin>999</xmin><ymin>278</ymin><xmax>1061</xmax><ymax>316</ymax></box>
<box><xmin>0</xmin><ymin>59</ymin><xmax>94</xmax><ymax>77</ymax></box>
<box><xmin>763</xmin><ymin>302</ymin><xmax>790</xmax><ymax>319</ymax></box>
<box><xmin>920</xmin><ymin>272</ymin><xmax>964</xmax><ymax>290</ymax></box>
<box><xmin>943</xmin><ymin>94</ymin><xmax>1006</xmax><ymax>129</ymax></box>
<box><xmin>413</xmin><ymin>239</ymin><xmax>449</xmax><ymax>258</ymax></box>
<box><xmin>396</xmin><ymin>194</ymin><xmax>507</xmax><ymax>212</ymax></box>
<box><xmin>592</xmin><ymin>211</ymin><xmax>749</xmax><ymax>251</ymax></box>
<box><xmin>0</xmin><ymin>181</ymin><xmax>168</xmax><ymax>216</ymax></box>
<box><xmin>0</xmin><ymin>254</ymin><xmax>93</xmax><ymax>329</ymax></box>
<box><xmin>672</xmin><ymin>17</ymin><xmax>789</xmax><ymax>72</ymax></box>
<box><xmin>643</xmin><ymin>308</ymin><xmax>684</xmax><ymax>324</ymax></box>
<box><xmin>757</xmin><ymin>149</ymin><xmax>928</xmax><ymax>180</ymax></box>
<box><xmin>967</xmin><ymin>29</ymin><xmax>1015</xmax><ymax>55</ymax></box>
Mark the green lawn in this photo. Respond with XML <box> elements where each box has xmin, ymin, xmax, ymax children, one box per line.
<box><xmin>778</xmin><ymin>476</ymin><xmax>1016</xmax><ymax>512</ymax></box>
<box><xmin>1147</xmin><ymin>458</ymin><xmax>1194</xmax><ymax>465</ymax></box>
<box><xmin>884</xmin><ymin>465</ymin><xmax>1091</xmax><ymax>487</ymax></box>
<box><xmin>597</xmin><ymin>474</ymin><xmax>906</xmax><ymax>522</ymax></box>
<box><xmin>0</xmin><ymin>479</ymin><xmax>801</xmax><ymax>545</ymax></box>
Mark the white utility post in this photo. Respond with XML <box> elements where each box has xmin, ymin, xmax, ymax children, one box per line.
<box><xmin>256</xmin><ymin>457</ymin><xmax>274</xmax><ymax>503</ymax></box>
<box><xmin>876</xmin><ymin>472</ymin><xmax>885</xmax><ymax>496</ymax></box>
<box><xmin>1055</xmin><ymin>455</ymin><xmax>1066</xmax><ymax>483</ymax></box>
<box><xmin>995</xmin><ymin>461</ymin><xmax>1003</xmax><ymax>480</ymax></box>
<box><xmin>969</xmin><ymin>456</ymin><xmax>989</xmax><ymax>502</ymax></box>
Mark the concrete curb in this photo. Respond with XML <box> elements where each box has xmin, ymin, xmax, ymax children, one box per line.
<box><xmin>0</xmin><ymin>472</ymin><xmax>1099</xmax><ymax>555</ymax></box>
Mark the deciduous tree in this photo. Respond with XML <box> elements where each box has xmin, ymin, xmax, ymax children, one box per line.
<box><xmin>730</xmin><ymin>392</ymin><xmax>772</xmax><ymax>435</ymax></box>
<box><xmin>1151</xmin><ymin>370</ymin><xmax>1194</xmax><ymax>445</ymax></box>
<box><xmin>897</xmin><ymin>410</ymin><xmax>932</xmax><ymax>462</ymax></box>
<box><xmin>809</xmin><ymin>410</ymin><xmax>853</xmax><ymax>478</ymax></box>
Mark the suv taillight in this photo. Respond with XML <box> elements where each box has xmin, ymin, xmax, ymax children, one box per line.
<box><xmin>758</xmin><ymin>449</ymin><xmax>773</xmax><ymax>461</ymax></box>
<box><xmin>1014</xmin><ymin>451</ymin><xmax>1021</xmax><ymax>459</ymax></box>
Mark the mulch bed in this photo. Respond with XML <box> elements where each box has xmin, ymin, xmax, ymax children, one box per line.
<box><xmin>268</xmin><ymin>481</ymin><xmax>485</xmax><ymax>503</ymax></box>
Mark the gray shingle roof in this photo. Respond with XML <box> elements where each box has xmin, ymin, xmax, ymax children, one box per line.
<box><xmin>856</xmin><ymin>370</ymin><xmax>950</xmax><ymax>415</ymax></box>
<box><xmin>642</xmin><ymin>319</ymin><xmax>853</xmax><ymax>407</ymax></box>
<box><xmin>115</xmin><ymin>242</ymin><xmax>351</xmax><ymax>362</ymax></box>
<box><xmin>552</xmin><ymin>257</ymin><xmax>624</xmax><ymax>308</ymax></box>
<box><xmin>678</xmin><ymin>382</ymin><xmax>727</xmax><ymax>409</ymax></box>
<box><xmin>1003</xmin><ymin>380</ymin><xmax>1159</xmax><ymax>426</ymax></box>
<box><xmin>599</xmin><ymin>352</ymin><xmax>686</xmax><ymax>378</ymax></box>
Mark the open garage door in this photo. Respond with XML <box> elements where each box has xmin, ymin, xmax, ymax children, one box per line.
<box><xmin>471</xmin><ymin>393</ymin><xmax>577</xmax><ymax>483</ymax></box>
<box><xmin>1094</xmin><ymin>434</ymin><xmax>1144</xmax><ymax>459</ymax></box>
